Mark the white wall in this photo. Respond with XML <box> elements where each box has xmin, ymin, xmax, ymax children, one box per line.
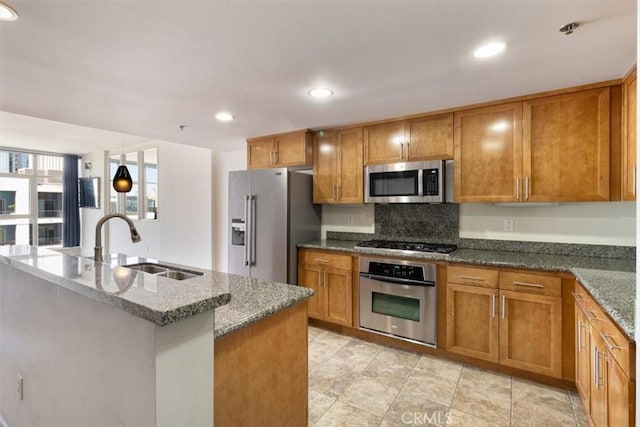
<box><xmin>459</xmin><ymin>202</ymin><xmax>636</xmax><ymax>246</ymax></box>
<box><xmin>80</xmin><ymin>151</ymin><xmax>108</xmax><ymax>257</ymax></box>
<box><xmin>212</xmin><ymin>149</ymin><xmax>246</xmax><ymax>272</ymax></box>
<box><xmin>83</xmin><ymin>140</ymin><xmax>213</xmax><ymax>269</ymax></box>
<box><xmin>320</xmin><ymin>204</ymin><xmax>374</xmax><ymax>239</ymax></box>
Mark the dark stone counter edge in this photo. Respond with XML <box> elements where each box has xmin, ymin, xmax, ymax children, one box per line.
<box><xmin>1</xmin><ymin>255</ymin><xmax>232</xmax><ymax>327</ymax></box>
<box><xmin>298</xmin><ymin>241</ymin><xmax>636</xmax><ymax>340</ymax></box>
<box><xmin>214</xmin><ymin>288</ymin><xmax>314</xmax><ymax>340</ymax></box>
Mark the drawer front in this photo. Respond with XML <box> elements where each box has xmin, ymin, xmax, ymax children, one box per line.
<box><xmin>499</xmin><ymin>271</ymin><xmax>561</xmax><ymax>297</ymax></box>
<box><xmin>447</xmin><ymin>265</ymin><xmax>499</xmax><ymax>288</ymax></box>
<box><xmin>300</xmin><ymin>250</ymin><xmax>352</xmax><ymax>270</ymax></box>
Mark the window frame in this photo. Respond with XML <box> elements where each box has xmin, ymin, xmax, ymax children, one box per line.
<box><xmin>109</xmin><ymin>147</ymin><xmax>159</xmax><ymax>221</ymax></box>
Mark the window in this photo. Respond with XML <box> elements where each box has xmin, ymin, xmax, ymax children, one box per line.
<box><xmin>0</xmin><ymin>150</ymin><xmax>64</xmax><ymax>247</ymax></box>
<box><xmin>109</xmin><ymin>148</ymin><xmax>158</xmax><ymax>220</ymax></box>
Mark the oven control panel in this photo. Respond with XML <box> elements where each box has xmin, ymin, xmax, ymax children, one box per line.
<box><xmin>368</xmin><ymin>262</ymin><xmax>425</xmax><ymax>281</ymax></box>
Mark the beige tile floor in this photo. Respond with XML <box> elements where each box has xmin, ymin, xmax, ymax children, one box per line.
<box><xmin>308</xmin><ymin>326</ymin><xmax>589</xmax><ymax>427</ymax></box>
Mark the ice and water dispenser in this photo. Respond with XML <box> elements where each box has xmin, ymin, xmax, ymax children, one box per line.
<box><xmin>231</xmin><ymin>219</ymin><xmax>245</xmax><ymax>246</ymax></box>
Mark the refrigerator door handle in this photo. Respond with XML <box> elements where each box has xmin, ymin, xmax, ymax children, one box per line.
<box><xmin>244</xmin><ymin>195</ymin><xmax>250</xmax><ymax>266</ymax></box>
<box><xmin>248</xmin><ymin>195</ymin><xmax>256</xmax><ymax>266</ymax></box>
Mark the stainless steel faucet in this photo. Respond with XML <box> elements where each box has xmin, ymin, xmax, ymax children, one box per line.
<box><xmin>94</xmin><ymin>213</ymin><xmax>142</xmax><ymax>264</ymax></box>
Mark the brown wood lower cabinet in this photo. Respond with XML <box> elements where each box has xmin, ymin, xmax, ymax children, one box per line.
<box><xmin>298</xmin><ymin>249</ymin><xmax>353</xmax><ymax>327</ymax></box>
<box><xmin>446</xmin><ymin>283</ymin><xmax>499</xmax><ymax>363</ymax></box>
<box><xmin>446</xmin><ymin>265</ymin><xmax>563</xmax><ymax>379</ymax></box>
<box><xmin>499</xmin><ymin>290</ymin><xmax>562</xmax><ymax>378</ymax></box>
<box><xmin>574</xmin><ymin>283</ymin><xmax>635</xmax><ymax>426</ymax></box>
<box><xmin>214</xmin><ymin>302</ymin><xmax>308</xmax><ymax>426</ymax></box>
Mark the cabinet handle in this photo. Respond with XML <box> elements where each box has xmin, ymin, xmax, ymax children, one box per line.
<box><xmin>594</xmin><ymin>346</ymin><xmax>599</xmax><ymax>389</ymax></box>
<box><xmin>516</xmin><ymin>176</ymin><xmax>521</xmax><ymax>201</ymax></box>
<box><xmin>577</xmin><ymin>320</ymin><xmax>583</xmax><ymax>351</ymax></box>
<box><xmin>525</xmin><ymin>176</ymin><xmax>529</xmax><ymax>201</ymax></box>
<box><xmin>406</xmin><ymin>142</ymin><xmax>410</xmax><ymax>160</ymax></box>
<box><xmin>314</xmin><ymin>258</ymin><xmax>330</xmax><ymax>263</ymax></box>
<box><xmin>600</xmin><ymin>332</ymin><xmax>623</xmax><ymax>351</ymax></box>
<box><xmin>458</xmin><ymin>275</ymin><xmax>485</xmax><ymax>282</ymax></box>
<box><xmin>513</xmin><ymin>281</ymin><xmax>544</xmax><ymax>289</ymax></box>
<box><xmin>270</xmin><ymin>151</ymin><xmax>275</xmax><ymax>165</ymax></box>
<box><xmin>501</xmin><ymin>295</ymin><xmax>506</xmax><ymax>320</ymax></box>
<box><xmin>572</xmin><ymin>291</ymin><xmax>585</xmax><ymax>302</ymax></box>
<box><xmin>491</xmin><ymin>293</ymin><xmax>496</xmax><ymax>318</ymax></box>
<box><xmin>400</xmin><ymin>142</ymin><xmax>404</xmax><ymax>160</ymax></box>
<box><xmin>585</xmin><ymin>310</ymin><xmax>599</xmax><ymax>322</ymax></box>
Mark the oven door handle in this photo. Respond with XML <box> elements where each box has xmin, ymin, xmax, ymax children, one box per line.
<box><xmin>359</xmin><ymin>273</ymin><xmax>435</xmax><ymax>287</ymax></box>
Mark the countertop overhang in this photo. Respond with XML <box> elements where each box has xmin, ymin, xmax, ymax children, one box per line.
<box><xmin>0</xmin><ymin>246</ymin><xmax>313</xmax><ymax>336</ymax></box>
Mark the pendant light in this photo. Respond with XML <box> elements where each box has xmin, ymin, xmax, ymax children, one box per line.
<box><xmin>112</xmin><ymin>135</ymin><xmax>133</xmax><ymax>193</ymax></box>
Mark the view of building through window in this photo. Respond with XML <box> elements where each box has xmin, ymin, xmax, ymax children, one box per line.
<box><xmin>110</xmin><ymin>147</ymin><xmax>158</xmax><ymax>220</ymax></box>
<box><xmin>0</xmin><ymin>150</ymin><xmax>64</xmax><ymax>247</ymax></box>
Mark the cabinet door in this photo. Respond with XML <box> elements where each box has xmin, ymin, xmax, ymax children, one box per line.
<box><xmin>336</xmin><ymin>128</ymin><xmax>364</xmax><ymax>203</ymax></box>
<box><xmin>363</xmin><ymin>121</ymin><xmax>405</xmax><ymax>165</ymax></box>
<box><xmin>313</xmin><ymin>132</ymin><xmax>338</xmax><ymax>203</ymax></box>
<box><xmin>298</xmin><ymin>263</ymin><xmax>323</xmax><ymax>320</ymax></box>
<box><xmin>406</xmin><ymin>113</ymin><xmax>454</xmax><ymax>160</ymax></box>
<box><xmin>446</xmin><ymin>283</ymin><xmax>499</xmax><ymax>363</ymax></box>
<box><xmin>623</xmin><ymin>74</ymin><xmax>637</xmax><ymax>201</ymax></box>
<box><xmin>499</xmin><ymin>290</ymin><xmax>562</xmax><ymax>378</ymax></box>
<box><xmin>575</xmin><ymin>305</ymin><xmax>591</xmax><ymax>413</ymax></box>
<box><xmin>590</xmin><ymin>332</ymin><xmax>608</xmax><ymax>427</ymax></box>
<box><xmin>324</xmin><ymin>266</ymin><xmax>352</xmax><ymax>327</ymax></box>
<box><xmin>275</xmin><ymin>132</ymin><xmax>311</xmax><ymax>167</ymax></box>
<box><xmin>608</xmin><ymin>356</ymin><xmax>632</xmax><ymax>427</ymax></box>
<box><xmin>454</xmin><ymin>102</ymin><xmax>523</xmax><ymax>202</ymax></box>
<box><xmin>523</xmin><ymin>88</ymin><xmax>610</xmax><ymax>201</ymax></box>
<box><xmin>247</xmin><ymin>138</ymin><xmax>275</xmax><ymax>169</ymax></box>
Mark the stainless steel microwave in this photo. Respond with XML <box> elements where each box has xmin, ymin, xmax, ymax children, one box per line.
<box><xmin>364</xmin><ymin>160</ymin><xmax>454</xmax><ymax>203</ymax></box>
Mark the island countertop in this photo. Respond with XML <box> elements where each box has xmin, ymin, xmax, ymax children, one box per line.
<box><xmin>0</xmin><ymin>246</ymin><xmax>313</xmax><ymax>333</ymax></box>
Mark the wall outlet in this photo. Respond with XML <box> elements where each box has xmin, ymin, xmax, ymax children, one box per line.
<box><xmin>503</xmin><ymin>219</ymin><xmax>514</xmax><ymax>232</ymax></box>
<box><xmin>17</xmin><ymin>374</ymin><xmax>23</xmax><ymax>400</ymax></box>
<box><xmin>346</xmin><ymin>215</ymin><xmax>354</xmax><ymax>225</ymax></box>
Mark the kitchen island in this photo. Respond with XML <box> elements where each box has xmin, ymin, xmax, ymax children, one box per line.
<box><xmin>0</xmin><ymin>245</ymin><xmax>312</xmax><ymax>427</ymax></box>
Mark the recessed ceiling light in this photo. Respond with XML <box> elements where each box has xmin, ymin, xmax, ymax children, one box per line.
<box><xmin>215</xmin><ymin>112</ymin><xmax>234</xmax><ymax>122</ymax></box>
<box><xmin>0</xmin><ymin>2</ymin><xmax>18</xmax><ymax>21</ymax></box>
<box><xmin>308</xmin><ymin>88</ymin><xmax>334</xmax><ymax>98</ymax></box>
<box><xmin>473</xmin><ymin>42</ymin><xmax>506</xmax><ymax>59</ymax></box>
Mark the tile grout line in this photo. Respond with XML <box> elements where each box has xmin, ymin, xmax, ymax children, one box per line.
<box><xmin>447</xmin><ymin>361</ymin><xmax>464</xmax><ymax>419</ymax></box>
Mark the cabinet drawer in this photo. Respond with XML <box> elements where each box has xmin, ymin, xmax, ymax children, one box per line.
<box><xmin>447</xmin><ymin>265</ymin><xmax>498</xmax><ymax>288</ymax></box>
<box><xmin>300</xmin><ymin>250</ymin><xmax>352</xmax><ymax>270</ymax></box>
<box><xmin>499</xmin><ymin>271</ymin><xmax>561</xmax><ymax>297</ymax></box>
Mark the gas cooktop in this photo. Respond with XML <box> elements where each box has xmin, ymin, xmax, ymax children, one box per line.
<box><xmin>355</xmin><ymin>240</ymin><xmax>458</xmax><ymax>255</ymax></box>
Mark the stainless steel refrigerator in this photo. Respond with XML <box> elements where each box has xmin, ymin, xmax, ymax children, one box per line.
<box><xmin>228</xmin><ymin>168</ymin><xmax>321</xmax><ymax>284</ymax></box>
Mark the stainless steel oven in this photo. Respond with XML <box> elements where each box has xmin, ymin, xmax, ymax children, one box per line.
<box><xmin>359</xmin><ymin>256</ymin><xmax>437</xmax><ymax>347</ymax></box>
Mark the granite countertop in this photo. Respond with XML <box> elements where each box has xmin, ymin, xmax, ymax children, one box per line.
<box><xmin>299</xmin><ymin>239</ymin><xmax>636</xmax><ymax>338</ymax></box>
<box><xmin>0</xmin><ymin>246</ymin><xmax>313</xmax><ymax>334</ymax></box>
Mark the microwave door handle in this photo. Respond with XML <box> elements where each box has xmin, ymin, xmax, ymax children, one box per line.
<box><xmin>417</xmin><ymin>168</ymin><xmax>423</xmax><ymax>196</ymax></box>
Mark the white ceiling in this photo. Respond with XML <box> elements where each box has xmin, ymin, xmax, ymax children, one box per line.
<box><xmin>0</xmin><ymin>0</ymin><xmax>636</xmax><ymax>155</ymax></box>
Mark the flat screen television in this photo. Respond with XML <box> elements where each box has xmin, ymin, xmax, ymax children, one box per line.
<box><xmin>78</xmin><ymin>177</ymin><xmax>100</xmax><ymax>209</ymax></box>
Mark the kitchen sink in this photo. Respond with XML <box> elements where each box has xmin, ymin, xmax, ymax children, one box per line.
<box><xmin>122</xmin><ymin>263</ymin><xmax>204</xmax><ymax>281</ymax></box>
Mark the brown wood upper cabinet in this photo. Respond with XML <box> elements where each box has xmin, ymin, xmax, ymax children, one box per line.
<box><xmin>313</xmin><ymin>128</ymin><xmax>364</xmax><ymax>204</ymax></box>
<box><xmin>455</xmin><ymin>87</ymin><xmax>612</xmax><ymax>202</ymax></box>
<box><xmin>247</xmin><ymin>130</ymin><xmax>312</xmax><ymax>169</ymax></box>
<box><xmin>623</xmin><ymin>68</ymin><xmax>637</xmax><ymax>201</ymax></box>
<box><xmin>363</xmin><ymin>113</ymin><xmax>454</xmax><ymax>165</ymax></box>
